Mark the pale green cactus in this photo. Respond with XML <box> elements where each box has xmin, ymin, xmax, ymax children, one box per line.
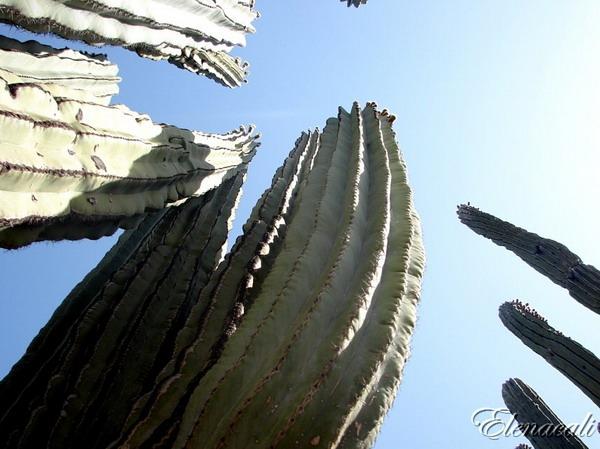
<box><xmin>0</xmin><ymin>0</ymin><xmax>259</xmax><ymax>87</ymax></box>
<box><xmin>0</xmin><ymin>36</ymin><xmax>259</xmax><ymax>249</ymax></box>
<box><xmin>0</xmin><ymin>103</ymin><xmax>425</xmax><ymax>449</ymax></box>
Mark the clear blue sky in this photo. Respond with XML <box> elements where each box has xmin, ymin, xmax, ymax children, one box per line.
<box><xmin>1</xmin><ymin>1</ymin><xmax>600</xmax><ymax>448</ymax></box>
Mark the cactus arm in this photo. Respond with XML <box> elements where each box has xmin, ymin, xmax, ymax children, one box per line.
<box><xmin>0</xmin><ymin>0</ymin><xmax>259</xmax><ymax>87</ymax></box>
<box><xmin>502</xmin><ymin>378</ymin><xmax>589</xmax><ymax>449</ymax></box>
<box><xmin>0</xmin><ymin>38</ymin><xmax>259</xmax><ymax>248</ymax></box>
<box><xmin>0</xmin><ymin>173</ymin><xmax>246</xmax><ymax>449</ymax></box>
<box><xmin>457</xmin><ymin>205</ymin><xmax>600</xmax><ymax>314</ymax></box>
<box><xmin>499</xmin><ymin>301</ymin><xmax>600</xmax><ymax>408</ymax></box>
<box><xmin>0</xmin><ymin>35</ymin><xmax>120</xmax><ymax>105</ymax></box>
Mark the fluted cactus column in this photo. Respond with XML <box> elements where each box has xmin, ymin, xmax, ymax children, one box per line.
<box><xmin>112</xmin><ymin>102</ymin><xmax>424</xmax><ymax>449</ymax></box>
<box><xmin>0</xmin><ymin>172</ymin><xmax>247</xmax><ymax>449</ymax></box>
<box><xmin>0</xmin><ymin>36</ymin><xmax>259</xmax><ymax>249</ymax></box>
<box><xmin>500</xmin><ymin>301</ymin><xmax>600</xmax><ymax>408</ymax></box>
<box><xmin>0</xmin><ymin>102</ymin><xmax>423</xmax><ymax>449</ymax></box>
<box><xmin>502</xmin><ymin>378</ymin><xmax>589</xmax><ymax>449</ymax></box>
<box><xmin>457</xmin><ymin>205</ymin><xmax>600</xmax><ymax>314</ymax></box>
<box><xmin>0</xmin><ymin>0</ymin><xmax>259</xmax><ymax>87</ymax></box>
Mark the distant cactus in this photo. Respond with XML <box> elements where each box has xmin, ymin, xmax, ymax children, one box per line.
<box><xmin>500</xmin><ymin>301</ymin><xmax>600</xmax><ymax>408</ymax></box>
<box><xmin>457</xmin><ymin>204</ymin><xmax>600</xmax><ymax>314</ymax></box>
<box><xmin>0</xmin><ymin>103</ymin><xmax>424</xmax><ymax>449</ymax></box>
<box><xmin>342</xmin><ymin>0</ymin><xmax>368</xmax><ymax>6</ymax></box>
<box><xmin>0</xmin><ymin>0</ymin><xmax>259</xmax><ymax>87</ymax></box>
<box><xmin>502</xmin><ymin>378</ymin><xmax>589</xmax><ymax>449</ymax></box>
<box><xmin>0</xmin><ymin>36</ymin><xmax>259</xmax><ymax>248</ymax></box>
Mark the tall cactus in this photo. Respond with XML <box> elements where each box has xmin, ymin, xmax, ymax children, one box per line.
<box><xmin>502</xmin><ymin>378</ymin><xmax>589</xmax><ymax>449</ymax></box>
<box><xmin>0</xmin><ymin>0</ymin><xmax>259</xmax><ymax>87</ymax></box>
<box><xmin>457</xmin><ymin>204</ymin><xmax>600</xmax><ymax>314</ymax></box>
<box><xmin>499</xmin><ymin>300</ymin><xmax>600</xmax><ymax>408</ymax></box>
<box><xmin>0</xmin><ymin>36</ymin><xmax>259</xmax><ymax>249</ymax></box>
<box><xmin>0</xmin><ymin>103</ymin><xmax>425</xmax><ymax>449</ymax></box>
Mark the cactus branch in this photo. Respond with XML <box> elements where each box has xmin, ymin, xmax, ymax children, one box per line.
<box><xmin>500</xmin><ymin>301</ymin><xmax>600</xmax><ymax>408</ymax></box>
<box><xmin>457</xmin><ymin>205</ymin><xmax>600</xmax><ymax>314</ymax></box>
<box><xmin>0</xmin><ymin>0</ymin><xmax>259</xmax><ymax>87</ymax></box>
<box><xmin>502</xmin><ymin>378</ymin><xmax>589</xmax><ymax>449</ymax></box>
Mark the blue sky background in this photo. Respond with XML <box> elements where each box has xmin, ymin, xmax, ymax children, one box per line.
<box><xmin>1</xmin><ymin>1</ymin><xmax>600</xmax><ymax>448</ymax></box>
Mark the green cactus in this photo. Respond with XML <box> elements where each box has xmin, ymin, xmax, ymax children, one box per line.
<box><xmin>500</xmin><ymin>300</ymin><xmax>600</xmax><ymax>408</ymax></box>
<box><xmin>457</xmin><ymin>204</ymin><xmax>600</xmax><ymax>315</ymax></box>
<box><xmin>502</xmin><ymin>378</ymin><xmax>589</xmax><ymax>449</ymax></box>
<box><xmin>0</xmin><ymin>36</ymin><xmax>259</xmax><ymax>249</ymax></box>
<box><xmin>0</xmin><ymin>103</ymin><xmax>424</xmax><ymax>449</ymax></box>
<box><xmin>0</xmin><ymin>0</ymin><xmax>258</xmax><ymax>87</ymax></box>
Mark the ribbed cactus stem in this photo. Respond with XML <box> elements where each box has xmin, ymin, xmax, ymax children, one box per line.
<box><xmin>499</xmin><ymin>301</ymin><xmax>600</xmax><ymax>408</ymax></box>
<box><xmin>0</xmin><ymin>36</ymin><xmax>259</xmax><ymax>248</ymax></box>
<box><xmin>342</xmin><ymin>0</ymin><xmax>368</xmax><ymax>6</ymax></box>
<box><xmin>0</xmin><ymin>0</ymin><xmax>259</xmax><ymax>87</ymax></box>
<box><xmin>0</xmin><ymin>173</ymin><xmax>246</xmax><ymax>449</ymax></box>
<box><xmin>457</xmin><ymin>205</ymin><xmax>600</xmax><ymax>314</ymax></box>
<box><xmin>112</xmin><ymin>103</ymin><xmax>424</xmax><ymax>449</ymax></box>
<box><xmin>502</xmin><ymin>378</ymin><xmax>589</xmax><ymax>449</ymax></box>
<box><xmin>0</xmin><ymin>103</ymin><xmax>423</xmax><ymax>449</ymax></box>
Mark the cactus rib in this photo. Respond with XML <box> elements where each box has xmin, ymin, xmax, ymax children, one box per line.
<box><xmin>499</xmin><ymin>300</ymin><xmax>600</xmax><ymax>408</ymax></box>
<box><xmin>0</xmin><ymin>0</ymin><xmax>259</xmax><ymax>87</ymax></box>
<box><xmin>457</xmin><ymin>204</ymin><xmax>600</xmax><ymax>314</ymax></box>
<box><xmin>0</xmin><ymin>36</ymin><xmax>259</xmax><ymax>248</ymax></box>
<box><xmin>502</xmin><ymin>378</ymin><xmax>589</xmax><ymax>449</ymax></box>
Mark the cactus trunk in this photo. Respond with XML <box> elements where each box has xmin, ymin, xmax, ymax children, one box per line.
<box><xmin>0</xmin><ymin>0</ymin><xmax>258</xmax><ymax>87</ymax></box>
<box><xmin>502</xmin><ymin>378</ymin><xmax>589</xmax><ymax>449</ymax></box>
<box><xmin>457</xmin><ymin>205</ymin><xmax>600</xmax><ymax>314</ymax></box>
<box><xmin>499</xmin><ymin>301</ymin><xmax>600</xmax><ymax>408</ymax></box>
<box><xmin>0</xmin><ymin>36</ymin><xmax>259</xmax><ymax>249</ymax></box>
<box><xmin>0</xmin><ymin>103</ymin><xmax>424</xmax><ymax>449</ymax></box>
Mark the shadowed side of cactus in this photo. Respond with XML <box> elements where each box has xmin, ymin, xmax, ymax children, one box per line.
<box><xmin>0</xmin><ymin>36</ymin><xmax>259</xmax><ymax>249</ymax></box>
<box><xmin>502</xmin><ymin>378</ymin><xmax>589</xmax><ymax>449</ymax></box>
<box><xmin>342</xmin><ymin>0</ymin><xmax>368</xmax><ymax>7</ymax></box>
<box><xmin>0</xmin><ymin>0</ymin><xmax>259</xmax><ymax>87</ymax></box>
<box><xmin>0</xmin><ymin>172</ymin><xmax>246</xmax><ymax>449</ymax></box>
<box><xmin>457</xmin><ymin>205</ymin><xmax>600</xmax><ymax>314</ymax></box>
<box><xmin>113</xmin><ymin>102</ymin><xmax>424</xmax><ymax>449</ymax></box>
<box><xmin>499</xmin><ymin>301</ymin><xmax>600</xmax><ymax>408</ymax></box>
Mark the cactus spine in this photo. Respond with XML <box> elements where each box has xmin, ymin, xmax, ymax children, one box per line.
<box><xmin>457</xmin><ymin>204</ymin><xmax>600</xmax><ymax>314</ymax></box>
<box><xmin>0</xmin><ymin>103</ymin><xmax>424</xmax><ymax>449</ymax></box>
<box><xmin>0</xmin><ymin>36</ymin><xmax>259</xmax><ymax>249</ymax></box>
<box><xmin>500</xmin><ymin>301</ymin><xmax>600</xmax><ymax>408</ymax></box>
<box><xmin>502</xmin><ymin>378</ymin><xmax>589</xmax><ymax>449</ymax></box>
<box><xmin>0</xmin><ymin>0</ymin><xmax>259</xmax><ymax>87</ymax></box>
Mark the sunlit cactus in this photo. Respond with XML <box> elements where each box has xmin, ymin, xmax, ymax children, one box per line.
<box><xmin>502</xmin><ymin>378</ymin><xmax>589</xmax><ymax>449</ymax></box>
<box><xmin>342</xmin><ymin>0</ymin><xmax>368</xmax><ymax>7</ymax></box>
<box><xmin>500</xmin><ymin>301</ymin><xmax>600</xmax><ymax>408</ymax></box>
<box><xmin>0</xmin><ymin>103</ymin><xmax>425</xmax><ymax>449</ymax></box>
<box><xmin>0</xmin><ymin>36</ymin><xmax>259</xmax><ymax>249</ymax></box>
<box><xmin>0</xmin><ymin>0</ymin><xmax>259</xmax><ymax>87</ymax></box>
<box><xmin>457</xmin><ymin>204</ymin><xmax>600</xmax><ymax>314</ymax></box>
